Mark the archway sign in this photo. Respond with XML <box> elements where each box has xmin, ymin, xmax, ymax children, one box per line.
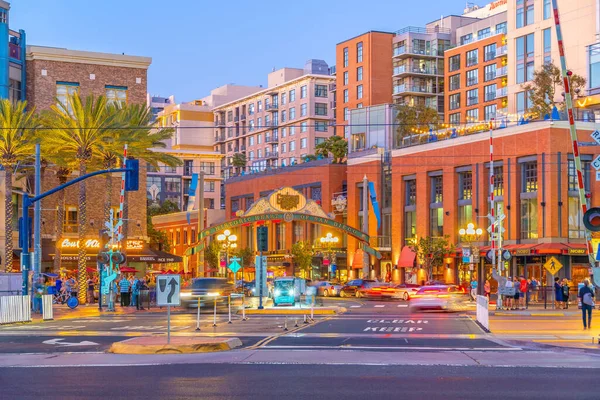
<box><xmin>184</xmin><ymin>186</ymin><xmax>382</xmax><ymax>259</ymax></box>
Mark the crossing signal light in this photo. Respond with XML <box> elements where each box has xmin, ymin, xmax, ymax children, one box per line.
<box><xmin>97</xmin><ymin>252</ymin><xmax>110</xmax><ymax>264</ymax></box>
<box><xmin>111</xmin><ymin>252</ymin><xmax>126</xmax><ymax>265</ymax></box>
<box><xmin>257</xmin><ymin>226</ymin><xmax>268</xmax><ymax>252</ymax></box>
<box><xmin>583</xmin><ymin>207</ymin><xmax>600</xmax><ymax>231</ymax></box>
<box><xmin>125</xmin><ymin>159</ymin><xmax>139</xmax><ymax>191</ymax></box>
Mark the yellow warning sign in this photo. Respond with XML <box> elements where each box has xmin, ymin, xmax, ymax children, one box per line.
<box><xmin>544</xmin><ymin>256</ymin><xmax>564</xmax><ymax>275</ymax></box>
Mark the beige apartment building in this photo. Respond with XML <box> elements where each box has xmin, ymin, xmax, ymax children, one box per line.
<box><xmin>213</xmin><ymin>60</ymin><xmax>335</xmax><ymax>177</ymax></box>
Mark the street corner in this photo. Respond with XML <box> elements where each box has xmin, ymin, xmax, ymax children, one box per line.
<box><xmin>109</xmin><ymin>336</ymin><xmax>243</xmax><ymax>355</ymax></box>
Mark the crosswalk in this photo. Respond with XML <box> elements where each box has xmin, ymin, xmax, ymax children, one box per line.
<box><xmin>349</xmin><ymin>304</ymin><xmax>409</xmax><ymax>309</ymax></box>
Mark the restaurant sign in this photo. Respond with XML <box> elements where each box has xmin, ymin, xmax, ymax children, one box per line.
<box><xmin>567</xmin><ymin>248</ymin><xmax>587</xmax><ymax>255</ymax></box>
<box><xmin>60</xmin><ymin>238</ymin><xmax>146</xmax><ymax>251</ymax></box>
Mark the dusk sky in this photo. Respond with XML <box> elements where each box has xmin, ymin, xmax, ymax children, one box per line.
<box><xmin>13</xmin><ymin>0</ymin><xmax>469</xmax><ymax>102</ymax></box>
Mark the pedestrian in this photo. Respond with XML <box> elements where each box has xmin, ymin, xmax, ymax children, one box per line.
<box><xmin>132</xmin><ymin>277</ymin><xmax>140</xmax><ymax>310</ymax></box>
<box><xmin>87</xmin><ymin>277</ymin><xmax>95</xmax><ymax>305</ymax></box>
<box><xmin>33</xmin><ymin>277</ymin><xmax>45</xmax><ymax>314</ymax></box>
<box><xmin>554</xmin><ymin>277</ymin><xmax>564</xmax><ymax>309</ymax></box>
<box><xmin>562</xmin><ymin>278</ymin><xmax>570</xmax><ymax>309</ymax></box>
<box><xmin>55</xmin><ymin>276</ymin><xmax>63</xmax><ymax>295</ymax></box>
<box><xmin>512</xmin><ymin>277</ymin><xmax>520</xmax><ymax>310</ymax></box>
<box><xmin>519</xmin><ymin>276</ymin><xmax>528</xmax><ymax>310</ymax></box>
<box><xmin>505</xmin><ymin>277</ymin><xmax>514</xmax><ymax>310</ymax></box>
<box><xmin>530</xmin><ymin>277</ymin><xmax>538</xmax><ymax>303</ymax></box>
<box><xmin>470</xmin><ymin>277</ymin><xmax>478</xmax><ymax>301</ymax></box>
<box><xmin>119</xmin><ymin>276</ymin><xmax>130</xmax><ymax>307</ymax></box>
<box><xmin>484</xmin><ymin>280</ymin><xmax>491</xmax><ymax>298</ymax></box>
<box><xmin>578</xmin><ymin>278</ymin><xmax>595</xmax><ymax>330</ymax></box>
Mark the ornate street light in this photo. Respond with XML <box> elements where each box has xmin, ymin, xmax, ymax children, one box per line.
<box><xmin>320</xmin><ymin>233</ymin><xmax>339</xmax><ymax>280</ymax></box>
<box><xmin>459</xmin><ymin>223</ymin><xmax>482</xmax><ymax>289</ymax></box>
<box><xmin>217</xmin><ymin>230</ymin><xmax>237</xmax><ymax>277</ymax></box>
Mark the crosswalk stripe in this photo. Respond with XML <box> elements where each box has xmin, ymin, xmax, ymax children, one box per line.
<box><xmin>397</xmin><ymin>304</ymin><xmax>408</xmax><ymax>308</ymax></box>
<box><xmin>374</xmin><ymin>305</ymin><xmax>385</xmax><ymax>308</ymax></box>
<box><xmin>350</xmin><ymin>305</ymin><xmax>361</xmax><ymax>308</ymax></box>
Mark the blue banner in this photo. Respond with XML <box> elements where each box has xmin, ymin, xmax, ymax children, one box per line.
<box><xmin>368</xmin><ymin>181</ymin><xmax>381</xmax><ymax>230</ymax></box>
<box><xmin>186</xmin><ymin>173</ymin><xmax>199</xmax><ymax>224</ymax></box>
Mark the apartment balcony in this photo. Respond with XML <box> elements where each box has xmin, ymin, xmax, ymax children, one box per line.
<box><xmin>393</xmin><ymin>46</ymin><xmax>443</xmax><ymax>59</ymax></box>
<box><xmin>496</xmin><ymin>87</ymin><xmax>508</xmax><ymax>98</ymax></box>
<box><xmin>394</xmin><ymin>84</ymin><xmax>436</xmax><ymax>96</ymax></box>
<box><xmin>265</xmin><ymin>135</ymin><xmax>279</xmax><ymax>143</ymax></box>
<box><xmin>215</xmin><ymin>120</ymin><xmax>226</xmax><ymax>127</ymax></box>
<box><xmin>370</xmin><ymin>235</ymin><xmax>391</xmax><ymax>252</ymax></box>
<box><xmin>240</xmin><ymin>145</ymin><xmax>246</xmax><ymax>151</ymax></box>
<box><xmin>495</xmin><ymin>46</ymin><xmax>508</xmax><ymax>58</ymax></box>
<box><xmin>495</xmin><ymin>66</ymin><xmax>508</xmax><ymax>78</ymax></box>
<box><xmin>240</xmin><ymin>114</ymin><xmax>247</xmax><ymax>121</ymax></box>
<box><xmin>268</xmin><ymin>121</ymin><xmax>279</xmax><ymax>128</ymax></box>
<box><xmin>393</xmin><ymin>64</ymin><xmax>441</xmax><ymax>77</ymax></box>
<box><xmin>234</xmin><ymin>116</ymin><xmax>240</xmax><ymax>123</ymax></box>
<box><xmin>265</xmin><ymin>151</ymin><xmax>279</xmax><ymax>159</ymax></box>
<box><xmin>329</xmin><ymin>83</ymin><xmax>337</xmax><ymax>91</ymax></box>
<box><xmin>266</xmin><ymin>104</ymin><xmax>279</xmax><ymax>112</ymax></box>
<box><xmin>214</xmin><ymin>134</ymin><xmax>226</xmax><ymax>143</ymax></box>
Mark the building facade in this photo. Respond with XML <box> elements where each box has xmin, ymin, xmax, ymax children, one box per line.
<box><xmin>147</xmin><ymin>94</ymin><xmax>175</xmax><ymax>122</ymax></box>
<box><xmin>214</xmin><ymin>61</ymin><xmax>335</xmax><ymax>177</ymax></box>
<box><xmin>0</xmin><ymin>1</ymin><xmax>25</xmax><ymax>102</ymax></box>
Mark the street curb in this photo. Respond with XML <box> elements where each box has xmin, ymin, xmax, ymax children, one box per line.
<box><xmin>109</xmin><ymin>337</ymin><xmax>242</xmax><ymax>354</ymax></box>
<box><xmin>240</xmin><ymin>308</ymin><xmax>342</xmax><ymax>315</ymax></box>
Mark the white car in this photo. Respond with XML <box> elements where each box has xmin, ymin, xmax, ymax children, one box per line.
<box><xmin>311</xmin><ymin>281</ymin><xmax>342</xmax><ymax>297</ymax></box>
<box><xmin>409</xmin><ymin>285</ymin><xmax>469</xmax><ymax>312</ymax></box>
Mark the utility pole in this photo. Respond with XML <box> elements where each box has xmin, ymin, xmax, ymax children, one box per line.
<box><xmin>362</xmin><ymin>175</ymin><xmax>370</xmax><ymax>279</ymax></box>
<box><xmin>32</xmin><ymin>144</ymin><xmax>41</xmax><ymax>297</ymax></box>
<box><xmin>197</xmin><ymin>171</ymin><xmax>205</xmax><ymax>277</ymax></box>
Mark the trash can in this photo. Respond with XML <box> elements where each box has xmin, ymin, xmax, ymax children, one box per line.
<box><xmin>139</xmin><ymin>290</ymin><xmax>150</xmax><ymax>309</ymax></box>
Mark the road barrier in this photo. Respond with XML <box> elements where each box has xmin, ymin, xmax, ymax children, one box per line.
<box><xmin>0</xmin><ymin>295</ymin><xmax>31</xmax><ymax>324</ymax></box>
<box><xmin>42</xmin><ymin>295</ymin><xmax>53</xmax><ymax>320</ymax></box>
<box><xmin>476</xmin><ymin>295</ymin><xmax>489</xmax><ymax>331</ymax></box>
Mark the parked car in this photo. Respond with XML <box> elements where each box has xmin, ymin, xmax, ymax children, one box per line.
<box><xmin>408</xmin><ymin>285</ymin><xmax>469</xmax><ymax>312</ymax></box>
<box><xmin>180</xmin><ymin>278</ymin><xmax>235</xmax><ymax>309</ymax></box>
<box><xmin>339</xmin><ymin>279</ymin><xmax>378</xmax><ymax>298</ymax></box>
<box><xmin>312</xmin><ymin>281</ymin><xmax>343</xmax><ymax>297</ymax></box>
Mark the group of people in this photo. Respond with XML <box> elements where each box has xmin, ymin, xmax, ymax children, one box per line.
<box><xmin>117</xmin><ymin>275</ymin><xmax>148</xmax><ymax>310</ymax></box>
<box><xmin>553</xmin><ymin>277</ymin><xmax>573</xmax><ymax>309</ymax></box>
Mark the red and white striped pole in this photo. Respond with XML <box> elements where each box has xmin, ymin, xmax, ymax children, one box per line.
<box><xmin>489</xmin><ymin>121</ymin><xmax>497</xmax><ymax>272</ymax></box>
<box><xmin>118</xmin><ymin>144</ymin><xmax>128</xmax><ymax>250</ymax></box>
<box><xmin>551</xmin><ymin>1</ymin><xmax>597</xmax><ymax>274</ymax></box>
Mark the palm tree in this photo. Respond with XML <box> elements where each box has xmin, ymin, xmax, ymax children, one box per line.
<box><xmin>42</xmin><ymin>94</ymin><xmax>118</xmax><ymax>303</ymax></box>
<box><xmin>0</xmin><ymin>100</ymin><xmax>39</xmax><ymax>272</ymax></box>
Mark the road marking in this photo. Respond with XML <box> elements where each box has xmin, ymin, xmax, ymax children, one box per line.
<box><xmin>42</xmin><ymin>338</ymin><xmax>99</xmax><ymax>347</ymax></box>
<box><xmin>397</xmin><ymin>304</ymin><xmax>408</xmax><ymax>308</ymax></box>
<box><xmin>262</xmin><ymin>345</ymin><xmax>518</xmax><ymax>351</ymax></box>
<box><xmin>350</xmin><ymin>306</ymin><xmax>361</xmax><ymax>308</ymax></box>
<box><xmin>374</xmin><ymin>305</ymin><xmax>385</xmax><ymax>308</ymax></box>
<box><xmin>366</xmin><ymin>319</ymin><xmax>428</xmax><ymax>324</ymax></box>
<box><xmin>364</xmin><ymin>327</ymin><xmax>423</xmax><ymax>332</ymax></box>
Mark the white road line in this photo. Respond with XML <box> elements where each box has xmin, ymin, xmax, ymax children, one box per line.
<box><xmin>263</xmin><ymin>345</ymin><xmax>520</xmax><ymax>351</ymax></box>
<box><xmin>350</xmin><ymin>305</ymin><xmax>361</xmax><ymax>308</ymax></box>
<box><xmin>397</xmin><ymin>304</ymin><xmax>409</xmax><ymax>308</ymax></box>
<box><xmin>374</xmin><ymin>305</ymin><xmax>385</xmax><ymax>308</ymax></box>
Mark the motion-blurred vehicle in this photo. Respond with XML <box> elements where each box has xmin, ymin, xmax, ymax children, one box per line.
<box><xmin>355</xmin><ymin>282</ymin><xmax>393</xmax><ymax>299</ymax></box>
<box><xmin>273</xmin><ymin>277</ymin><xmax>306</xmax><ymax>306</ymax></box>
<box><xmin>387</xmin><ymin>283</ymin><xmax>422</xmax><ymax>301</ymax></box>
<box><xmin>180</xmin><ymin>278</ymin><xmax>234</xmax><ymax>309</ymax></box>
<box><xmin>312</xmin><ymin>281</ymin><xmax>343</xmax><ymax>297</ymax></box>
<box><xmin>408</xmin><ymin>285</ymin><xmax>469</xmax><ymax>312</ymax></box>
<box><xmin>339</xmin><ymin>279</ymin><xmax>377</xmax><ymax>298</ymax></box>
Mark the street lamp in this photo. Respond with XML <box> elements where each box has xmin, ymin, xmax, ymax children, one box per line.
<box><xmin>217</xmin><ymin>229</ymin><xmax>237</xmax><ymax>277</ymax></box>
<box><xmin>320</xmin><ymin>233</ymin><xmax>339</xmax><ymax>280</ymax></box>
<box><xmin>459</xmin><ymin>223</ymin><xmax>482</xmax><ymax>290</ymax></box>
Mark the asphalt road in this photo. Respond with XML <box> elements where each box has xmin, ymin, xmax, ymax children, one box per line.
<box><xmin>1</xmin><ymin>364</ymin><xmax>596</xmax><ymax>400</ymax></box>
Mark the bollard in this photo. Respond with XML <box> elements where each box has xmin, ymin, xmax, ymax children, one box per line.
<box><xmin>213</xmin><ymin>296</ymin><xmax>217</xmax><ymax>327</ymax></box>
<box><xmin>294</xmin><ymin>318</ymin><xmax>298</xmax><ymax>328</ymax></box>
<box><xmin>196</xmin><ymin>297</ymin><xmax>201</xmax><ymax>331</ymax></box>
<box><xmin>242</xmin><ymin>293</ymin><xmax>248</xmax><ymax>321</ymax></box>
<box><xmin>284</xmin><ymin>316</ymin><xmax>288</xmax><ymax>331</ymax></box>
<box><xmin>303</xmin><ymin>314</ymin><xmax>308</xmax><ymax>324</ymax></box>
<box><xmin>228</xmin><ymin>295</ymin><xmax>232</xmax><ymax>324</ymax></box>
<box><xmin>310</xmin><ymin>304</ymin><xmax>314</xmax><ymax>321</ymax></box>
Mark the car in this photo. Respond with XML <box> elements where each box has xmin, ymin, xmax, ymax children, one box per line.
<box><xmin>408</xmin><ymin>285</ymin><xmax>470</xmax><ymax>312</ymax></box>
<box><xmin>355</xmin><ymin>282</ymin><xmax>394</xmax><ymax>299</ymax></box>
<box><xmin>339</xmin><ymin>279</ymin><xmax>378</xmax><ymax>298</ymax></box>
<box><xmin>387</xmin><ymin>283</ymin><xmax>422</xmax><ymax>301</ymax></box>
<box><xmin>180</xmin><ymin>278</ymin><xmax>235</xmax><ymax>309</ymax></box>
<box><xmin>311</xmin><ymin>281</ymin><xmax>343</xmax><ymax>297</ymax></box>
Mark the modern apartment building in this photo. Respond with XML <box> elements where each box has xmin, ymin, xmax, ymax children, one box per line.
<box><xmin>444</xmin><ymin>9</ymin><xmax>508</xmax><ymax>124</ymax></box>
<box><xmin>147</xmin><ymin>94</ymin><xmax>175</xmax><ymax>122</ymax></box>
<box><xmin>213</xmin><ymin>60</ymin><xmax>335</xmax><ymax>176</ymax></box>
<box><xmin>336</xmin><ymin>31</ymin><xmax>394</xmax><ymax>137</ymax></box>
<box><xmin>0</xmin><ymin>1</ymin><xmax>25</xmax><ymax>102</ymax></box>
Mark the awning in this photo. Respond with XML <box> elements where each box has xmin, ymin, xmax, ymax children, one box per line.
<box><xmin>398</xmin><ymin>246</ymin><xmax>416</xmax><ymax>268</ymax></box>
<box><xmin>504</xmin><ymin>244</ymin><xmax>535</xmax><ymax>255</ymax></box>
<box><xmin>127</xmin><ymin>249</ymin><xmax>183</xmax><ymax>263</ymax></box>
<box><xmin>352</xmin><ymin>249</ymin><xmax>364</xmax><ymax>269</ymax></box>
<box><xmin>531</xmin><ymin>243</ymin><xmax>566</xmax><ymax>255</ymax></box>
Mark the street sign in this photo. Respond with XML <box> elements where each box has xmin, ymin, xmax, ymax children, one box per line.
<box><xmin>502</xmin><ymin>250</ymin><xmax>512</xmax><ymax>261</ymax></box>
<box><xmin>590</xmin><ymin>129</ymin><xmax>600</xmax><ymax>145</ymax></box>
<box><xmin>543</xmin><ymin>256</ymin><xmax>564</xmax><ymax>275</ymax></box>
<box><xmin>592</xmin><ymin>155</ymin><xmax>600</xmax><ymax>171</ymax></box>
<box><xmin>156</xmin><ymin>274</ymin><xmax>181</xmax><ymax>306</ymax></box>
<box><xmin>255</xmin><ymin>255</ymin><xmax>268</xmax><ymax>297</ymax></box>
<box><xmin>228</xmin><ymin>260</ymin><xmax>241</xmax><ymax>274</ymax></box>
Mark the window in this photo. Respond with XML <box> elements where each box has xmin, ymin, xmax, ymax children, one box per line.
<box><xmin>516</xmin><ymin>91</ymin><xmax>533</xmax><ymax>116</ymax></box>
<box><xmin>568</xmin><ymin>197</ymin><xmax>585</xmax><ymax>238</ymax></box>
<box><xmin>484</xmin><ymin>104</ymin><xmax>497</xmax><ymax>121</ymax></box>
<box><xmin>460</xmin><ymin>33</ymin><xmax>473</xmax><ymax>46</ymax></box>
<box><xmin>493</xmin><ymin>166</ymin><xmax>504</xmax><ymax>196</ymax></box>
<box><xmin>544</xmin><ymin>0</ymin><xmax>551</xmax><ymax>19</ymax></box>
<box><xmin>301</xmin><ymin>138</ymin><xmax>307</xmax><ymax>148</ymax></box>
<box><xmin>430</xmin><ymin>208</ymin><xmax>444</xmax><ymax>237</ymax></box>
<box><xmin>281</xmin><ymin>110</ymin><xmax>287</xmax><ymax>122</ymax></box>
<box><xmin>466</xmin><ymin>88</ymin><xmax>478</xmax><ymax>106</ymax></box>
<box><xmin>466</xmin><ymin>69</ymin><xmax>478</xmax><ymax>86</ymax></box>
<box><xmin>357</xmin><ymin>66</ymin><xmax>363</xmax><ymax>81</ymax></box>
<box><xmin>484</xmin><ymin>64</ymin><xmax>497</xmax><ymax>82</ymax></box>
<box><xmin>543</xmin><ymin>28</ymin><xmax>552</xmax><ymax>64</ymax></box>
<box><xmin>300</xmin><ymin>122</ymin><xmax>307</xmax><ymax>132</ymax></box>
<box><xmin>483</xmin><ymin>44</ymin><xmax>496</xmax><ymax>62</ymax></box>
<box><xmin>249</xmin><ymin>136</ymin><xmax>254</xmax><ymax>146</ymax></box>
<box><xmin>466</xmin><ymin>49</ymin><xmax>478</xmax><ymax>67</ymax></box>
<box><xmin>343</xmin><ymin>47</ymin><xmax>349</xmax><ymax>67</ymax></box>
<box><xmin>257</xmin><ymin>117</ymin><xmax>261</xmax><ymax>129</ymax></box>
<box><xmin>405</xmin><ymin>180</ymin><xmax>416</xmax><ymax>205</ymax></box>
<box><xmin>257</xmin><ymin>149</ymin><xmax>262</xmax><ymax>158</ymax></box>
<box><xmin>289</xmin><ymin>107</ymin><xmax>296</xmax><ymax>120</ymax></box>
<box><xmin>64</xmin><ymin>206</ymin><xmax>78</xmax><ymax>233</ymax></box>
<box><xmin>8</xmin><ymin>79</ymin><xmax>21</xmax><ymax>103</ymax></box>
<box><xmin>484</xmin><ymin>84</ymin><xmax>496</xmax><ymax>102</ymax></box>
<box><xmin>257</xmin><ymin>100</ymin><xmax>262</xmax><ymax>112</ymax></box>
<box><xmin>301</xmin><ymin>103</ymin><xmax>307</xmax><ymax>117</ymax></box>
<box><xmin>315</xmin><ymin>85</ymin><xmax>327</xmax><ymax>97</ymax></box>
<box><xmin>56</xmin><ymin>82</ymin><xmax>79</xmax><ymax>111</ymax></box>
<box><xmin>249</xmin><ymin>103</ymin><xmax>255</xmax><ymax>115</ymax></box>
<box><xmin>449</xmin><ymin>113</ymin><xmax>461</xmax><ymax>125</ymax></box>
<box><xmin>568</xmin><ymin>159</ymin><xmax>591</xmax><ymax>191</ymax></box>
<box><xmin>165</xmin><ymin>177</ymin><xmax>181</xmax><ymax>192</ymax></box>
<box><xmin>405</xmin><ymin>211</ymin><xmax>416</xmax><ymax>244</ymax></box>
<box><xmin>300</xmin><ymin>85</ymin><xmax>307</xmax><ymax>99</ymax></box>
<box><xmin>315</xmin><ymin>104</ymin><xmax>327</xmax><ymax>116</ymax></box>
<box><xmin>249</xmin><ymin>151</ymin><xmax>254</xmax><ymax>160</ymax></box>
<box><xmin>257</xmin><ymin>133</ymin><xmax>262</xmax><ymax>144</ymax></box>
<box><xmin>591</xmin><ymin>43</ymin><xmax>600</xmax><ymax>89</ymax></box>
<box><xmin>357</xmin><ymin>103</ymin><xmax>363</xmax><ymax>108</ymax></box>
<box><xmin>357</xmin><ymin>84</ymin><xmax>363</xmax><ymax>99</ymax></box>
<box><xmin>344</xmin><ymin>107</ymin><xmax>349</xmax><ymax>121</ymax></box>
<box><xmin>496</xmin><ymin>22</ymin><xmax>507</xmax><ymax>35</ymax></box>
<box><xmin>204</xmin><ymin>181</ymin><xmax>215</xmax><ymax>192</ymax></box>
<box><xmin>522</xmin><ymin>161</ymin><xmax>538</xmax><ymax>192</ymax></box>
<box><xmin>289</xmin><ymin>89</ymin><xmax>296</xmax><ymax>102</ymax></box>
<box><xmin>516</xmin><ymin>33</ymin><xmax>534</xmax><ymax>83</ymax></box>
<box><xmin>459</xmin><ymin>171</ymin><xmax>472</xmax><ymax>200</ymax></box>
<box><xmin>343</xmin><ymin>71</ymin><xmax>349</xmax><ymax>85</ymax></box>
<box><xmin>357</xmin><ymin>42</ymin><xmax>363</xmax><ymax>62</ymax></box>
<box><xmin>315</xmin><ymin>137</ymin><xmax>326</xmax><ymax>146</ymax></box>
<box><xmin>290</xmin><ymin>126</ymin><xmax>295</xmax><ymax>136</ymax></box>
<box><xmin>281</xmin><ymin>92</ymin><xmax>287</xmax><ymax>105</ymax></box>
<box><xmin>516</xmin><ymin>4</ymin><xmax>524</xmax><ymax>28</ymax></box>
<box><xmin>458</xmin><ymin>204</ymin><xmax>473</xmax><ymax>231</ymax></box>
<box><xmin>106</xmin><ymin>85</ymin><xmax>127</xmax><ymax>105</ymax></box>
<box><xmin>431</xmin><ymin>176</ymin><xmax>443</xmax><ymax>203</ymax></box>
<box><xmin>526</xmin><ymin>3</ymin><xmax>534</xmax><ymax>25</ymax></box>
<box><xmin>343</xmin><ymin>89</ymin><xmax>349</xmax><ymax>103</ymax></box>
<box><xmin>520</xmin><ymin>198</ymin><xmax>538</xmax><ymax>239</ymax></box>
<box><xmin>449</xmin><ymin>55</ymin><xmax>460</xmax><ymax>72</ymax></box>
<box><xmin>449</xmin><ymin>93</ymin><xmax>460</xmax><ymax>110</ymax></box>
<box><xmin>290</xmin><ymin>141</ymin><xmax>296</xmax><ymax>151</ymax></box>
<box><xmin>466</xmin><ymin>108</ymin><xmax>479</xmax><ymax>121</ymax></box>
<box><xmin>184</xmin><ymin>160</ymin><xmax>194</xmax><ymax>175</ymax></box>
<box><xmin>449</xmin><ymin>74</ymin><xmax>460</xmax><ymax>91</ymax></box>
<box><xmin>315</xmin><ymin>121</ymin><xmax>327</xmax><ymax>132</ymax></box>
<box><xmin>281</xmin><ymin>143</ymin><xmax>287</xmax><ymax>153</ymax></box>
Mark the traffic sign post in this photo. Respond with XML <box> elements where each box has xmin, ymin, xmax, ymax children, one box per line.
<box><xmin>255</xmin><ymin>255</ymin><xmax>268</xmax><ymax>309</ymax></box>
<box><xmin>544</xmin><ymin>256</ymin><xmax>564</xmax><ymax>275</ymax></box>
<box><xmin>156</xmin><ymin>274</ymin><xmax>180</xmax><ymax>344</ymax></box>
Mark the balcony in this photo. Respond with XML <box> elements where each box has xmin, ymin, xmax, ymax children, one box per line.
<box><xmin>495</xmin><ymin>46</ymin><xmax>508</xmax><ymax>58</ymax></box>
<box><xmin>393</xmin><ymin>46</ymin><xmax>443</xmax><ymax>58</ymax></box>
<box><xmin>265</xmin><ymin>135</ymin><xmax>279</xmax><ymax>143</ymax></box>
<box><xmin>484</xmin><ymin>93</ymin><xmax>496</xmax><ymax>102</ymax></box>
<box><xmin>329</xmin><ymin>83</ymin><xmax>337</xmax><ymax>91</ymax></box>
<box><xmin>265</xmin><ymin>151</ymin><xmax>279</xmax><ymax>159</ymax></box>
<box><xmin>234</xmin><ymin>116</ymin><xmax>240</xmax><ymax>123</ymax></box>
<box><xmin>266</xmin><ymin>104</ymin><xmax>279</xmax><ymax>112</ymax></box>
<box><xmin>495</xmin><ymin>66</ymin><xmax>508</xmax><ymax>78</ymax></box>
<box><xmin>268</xmin><ymin>121</ymin><xmax>279</xmax><ymax>128</ymax></box>
<box><xmin>393</xmin><ymin>85</ymin><xmax>435</xmax><ymax>95</ymax></box>
<box><xmin>215</xmin><ymin>120</ymin><xmax>226</xmax><ymax>127</ymax></box>
<box><xmin>214</xmin><ymin>134</ymin><xmax>226</xmax><ymax>143</ymax></box>
<box><xmin>393</xmin><ymin>64</ymin><xmax>440</xmax><ymax>76</ymax></box>
<box><xmin>496</xmin><ymin>87</ymin><xmax>508</xmax><ymax>97</ymax></box>
<box><xmin>240</xmin><ymin>114</ymin><xmax>246</xmax><ymax>121</ymax></box>
<box><xmin>370</xmin><ymin>236</ymin><xmax>391</xmax><ymax>251</ymax></box>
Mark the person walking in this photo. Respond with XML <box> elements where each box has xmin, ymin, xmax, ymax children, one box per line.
<box><xmin>87</xmin><ymin>277</ymin><xmax>95</xmax><ymax>305</ymax></box>
<box><xmin>131</xmin><ymin>277</ymin><xmax>140</xmax><ymax>310</ymax></box>
<box><xmin>554</xmin><ymin>277</ymin><xmax>563</xmax><ymax>309</ymax></box>
<box><xmin>470</xmin><ymin>277</ymin><xmax>478</xmax><ymax>301</ymax></box>
<box><xmin>578</xmin><ymin>278</ymin><xmax>595</xmax><ymax>329</ymax></box>
<box><xmin>119</xmin><ymin>276</ymin><xmax>131</xmax><ymax>307</ymax></box>
<box><xmin>504</xmin><ymin>277</ymin><xmax>514</xmax><ymax>310</ymax></box>
<box><xmin>484</xmin><ymin>280</ymin><xmax>491</xmax><ymax>298</ymax></box>
<box><xmin>519</xmin><ymin>276</ymin><xmax>528</xmax><ymax>310</ymax></box>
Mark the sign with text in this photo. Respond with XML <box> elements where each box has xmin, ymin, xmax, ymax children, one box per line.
<box><xmin>592</xmin><ymin>155</ymin><xmax>600</xmax><ymax>171</ymax></box>
<box><xmin>255</xmin><ymin>256</ymin><xmax>268</xmax><ymax>297</ymax></box>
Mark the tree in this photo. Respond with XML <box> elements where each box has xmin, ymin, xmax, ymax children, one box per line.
<box><xmin>231</xmin><ymin>153</ymin><xmax>246</xmax><ymax>174</ymax></box>
<box><xmin>231</xmin><ymin>247</ymin><xmax>253</xmax><ymax>267</ymax></box>
<box><xmin>147</xmin><ymin>200</ymin><xmax>180</xmax><ymax>251</ymax></box>
<box><xmin>395</xmin><ymin>103</ymin><xmax>439</xmax><ymax>144</ymax></box>
<box><xmin>521</xmin><ymin>63</ymin><xmax>586</xmax><ymax>119</ymax></box>
<box><xmin>0</xmin><ymin>100</ymin><xmax>40</xmax><ymax>272</ymax></box>
<box><xmin>291</xmin><ymin>241</ymin><xmax>314</xmax><ymax>278</ymax></box>
<box><xmin>315</xmin><ymin>135</ymin><xmax>348</xmax><ymax>164</ymax></box>
<box><xmin>42</xmin><ymin>94</ymin><xmax>119</xmax><ymax>303</ymax></box>
<box><xmin>410</xmin><ymin>235</ymin><xmax>454</xmax><ymax>283</ymax></box>
<box><xmin>204</xmin><ymin>240</ymin><xmax>221</xmax><ymax>270</ymax></box>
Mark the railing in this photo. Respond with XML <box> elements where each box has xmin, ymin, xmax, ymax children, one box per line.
<box><xmin>495</xmin><ymin>66</ymin><xmax>508</xmax><ymax>78</ymax></box>
<box><xmin>265</xmin><ymin>151</ymin><xmax>279</xmax><ymax>159</ymax></box>
<box><xmin>496</xmin><ymin>87</ymin><xmax>508</xmax><ymax>97</ymax></box>
<box><xmin>484</xmin><ymin>93</ymin><xmax>496</xmax><ymax>102</ymax></box>
<box><xmin>467</xmin><ymin>96</ymin><xmax>479</xmax><ymax>106</ymax></box>
<box><xmin>268</xmin><ymin>121</ymin><xmax>279</xmax><ymax>127</ymax></box>
<box><xmin>394</xmin><ymin>64</ymin><xmax>440</xmax><ymax>75</ymax></box>
<box><xmin>393</xmin><ymin>85</ymin><xmax>435</xmax><ymax>94</ymax></box>
<box><xmin>234</xmin><ymin>116</ymin><xmax>240</xmax><ymax>123</ymax></box>
<box><xmin>240</xmin><ymin>114</ymin><xmax>247</xmax><ymax>120</ymax></box>
<box><xmin>495</xmin><ymin>46</ymin><xmax>508</xmax><ymax>57</ymax></box>
<box><xmin>215</xmin><ymin>120</ymin><xmax>226</xmax><ymax>127</ymax></box>
<box><xmin>476</xmin><ymin>295</ymin><xmax>489</xmax><ymax>331</ymax></box>
<box><xmin>370</xmin><ymin>236</ymin><xmax>391</xmax><ymax>250</ymax></box>
<box><xmin>241</xmin><ymin>145</ymin><xmax>246</xmax><ymax>151</ymax></box>
<box><xmin>393</xmin><ymin>46</ymin><xmax>444</xmax><ymax>57</ymax></box>
<box><xmin>266</xmin><ymin>104</ymin><xmax>279</xmax><ymax>111</ymax></box>
<box><xmin>395</xmin><ymin>26</ymin><xmax>451</xmax><ymax>35</ymax></box>
<box><xmin>0</xmin><ymin>295</ymin><xmax>31</xmax><ymax>324</ymax></box>
<box><xmin>265</xmin><ymin>135</ymin><xmax>279</xmax><ymax>143</ymax></box>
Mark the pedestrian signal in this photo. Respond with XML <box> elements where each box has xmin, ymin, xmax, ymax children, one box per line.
<box><xmin>583</xmin><ymin>207</ymin><xmax>600</xmax><ymax>231</ymax></box>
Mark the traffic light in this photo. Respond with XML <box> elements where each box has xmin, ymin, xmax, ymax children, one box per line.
<box><xmin>111</xmin><ymin>252</ymin><xmax>126</xmax><ymax>265</ymax></box>
<box><xmin>125</xmin><ymin>159</ymin><xmax>139</xmax><ymax>191</ymax></box>
<box><xmin>97</xmin><ymin>252</ymin><xmax>110</xmax><ymax>264</ymax></box>
<box><xmin>257</xmin><ymin>226</ymin><xmax>268</xmax><ymax>252</ymax></box>
<box><xmin>583</xmin><ymin>207</ymin><xmax>600</xmax><ymax>231</ymax></box>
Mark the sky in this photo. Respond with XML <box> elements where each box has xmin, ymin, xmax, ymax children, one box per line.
<box><xmin>12</xmin><ymin>0</ymin><xmax>471</xmax><ymax>102</ymax></box>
